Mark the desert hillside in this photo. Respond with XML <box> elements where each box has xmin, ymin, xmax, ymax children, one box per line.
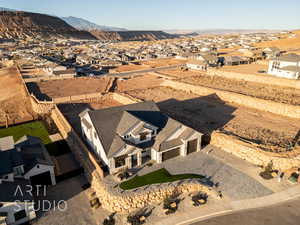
<box><xmin>89</xmin><ymin>30</ymin><xmax>177</xmax><ymax>41</ymax></box>
<box><xmin>256</xmin><ymin>30</ymin><xmax>300</xmax><ymax>50</ymax></box>
<box><xmin>0</xmin><ymin>11</ymin><xmax>96</xmax><ymax>40</ymax></box>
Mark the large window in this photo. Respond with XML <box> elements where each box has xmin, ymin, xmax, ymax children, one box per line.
<box><xmin>115</xmin><ymin>155</ymin><xmax>127</xmax><ymax>168</ymax></box>
<box><xmin>14</xmin><ymin>210</ymin><xmax>27</xmax><ymax>221</ymax></box>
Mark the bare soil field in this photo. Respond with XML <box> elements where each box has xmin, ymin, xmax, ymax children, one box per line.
<box><xmin>255</xmin><ymin>30</ymin><xmax>300</xmax><ymax>50</ymax></box>
<box><xmin>220</xmin><ymin>64</ymin><xmax>269</xmax><ymax>74</ymax></box>
<box><xmin>116</xmin><ymin>74</ymin><xmax>164</xmax><ymax>92</ymax></box>
<box><xmin>177</xmin><ymin>73</ymin><xmax>300</xmax><ymax>105</ymax></box>
<box><xmin>125</xmin><ymin>86</ymin><xmax>300</xmax><ymax>153</ymax></box>
<box><xmin>157</xmin><ymin>69</ymin><xmax>201</xmax><ymax>78</ymax></box>
<box><xmin>58</xmin><ymin>95</ymin><xmax>122</xmax><ymax>134</ymax></box>
<box><xmin>115</xmin><ymin>64</ymin><xmax>150</xmax><ymax>72</ymax></box>
<box><xmin>142</xmin><ymin>58</ymin><xmax>186</xmax><ymax>68</ymax></box>
<box><xmin>0</xmin><ymin>67</ymin><xmax>36</xmax><ymax>126</ymax></box>
<box><xmin>27</xmin><ymin>77</ymin><xmax>113</xmax><ymax>100</ymax></box>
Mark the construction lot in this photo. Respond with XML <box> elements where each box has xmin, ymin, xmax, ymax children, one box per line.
<box><xmin>141</xmin><ymin>58</ymin><xmax>186</xmax><ymax>67</ymax></box>
<box><xmin>0</xmin><ymin>67</ymin><xmax>36</xmax><ymax>126</ymax></box>
<box><xmin>125</xmin><ymin>86</ymin><xmax>300</xmax><ymax>153</ymax></box>
<box><xmin>116</xmin><ymin>73</ymin><xmax>164</xmax><ymax>92</ymax></box>
<box><xmin>220</xmin><ymin>63</ymin><xmax>269</xmax><ymax>74</ymax></box>
<box><xmin>171</xmin><ymin>72</ymin><xmax>300</xmax><ymax>105</ymax></box>
<box><xmin>26</xmin><ymin>77</ymin><xmax>113</xmax><ymax>100</ymax></box>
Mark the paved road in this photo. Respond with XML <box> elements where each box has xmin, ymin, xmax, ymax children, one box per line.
<box><xmin>190</xmin><ymin>197</ymin><xmax>300</xmax><ymax>225</ymax></box>
<box><xmin>107</xmin><ymin>64</ymin><xmax>183</xmax><ymax>77</ymax></box>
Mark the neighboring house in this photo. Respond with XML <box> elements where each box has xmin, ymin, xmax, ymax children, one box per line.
<box><xmin>263</xmin><ymin>47</ymin><xmax>281</xmax><ymax>59</ymax></box>
<box><xmin>0</xmin><ymin>181</ymin><xmax>36</xmax><ymax>225</ymax></box>
<box><xmin>268</xmin><ymin>53</ymin><xmax>300</xmax><ymax>79</ymax></box>
<box><xmin>186</xmin><ymin>60</ymin><xmax>208</xmax><ymax>71</ymax></box>
<box><xmin>222</xmin><ymin>56</ymin><xmax>250</xmax><ymax>66</ymax></box>
<box><xmin>53</xmin><ymin>68</ymin><xmax>76</xmax><ymax>77</ymax></box>
<box><xmin>195</xmin><ymin>54</ymin><xmax>219</xmax><ymax>67</ymax></box>
<box><xmin>79</xmin><ymin>101</ymin><xmax>203</xmax><ymax>174</ymax></box>
<box><xmin>0</xmin><ymin>136</ymin><xmax>56</xmax><ymax>186</ymax></box>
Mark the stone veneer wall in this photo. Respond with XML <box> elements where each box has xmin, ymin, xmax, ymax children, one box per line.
<box><xmin>162</xmin><ymin>79</ymin><xmax>300</xmax><ymax>119</ymax></box>
<box><xmin>207</xmin><ymin>69</ymin><xmax>300</xmax><ymax>89</ymax></box>
<box><xmin>211</xmin><ymin>131</ymin><xmax>300</xmax><ymax>171</ymax></box>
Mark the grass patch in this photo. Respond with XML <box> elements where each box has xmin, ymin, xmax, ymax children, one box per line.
<box><xmin>0</xmin><ymin>121</ymin><xmax>69</xmax><ymax>157</ymax></box>
<box><xmin>120</xmin><ymin>168</ymin><xmax>205</xmax><ymax>190</ymax></box>
<box><xmin>0</xmin><ymin>121</ymin><xmax>51</xmax><ymax>144</ymax></box>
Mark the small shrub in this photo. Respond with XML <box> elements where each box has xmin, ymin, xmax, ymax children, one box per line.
<box><xmin>163</xmin><ymin>198</ymin><xmax>179</xmax><ymax>215</ymax></box>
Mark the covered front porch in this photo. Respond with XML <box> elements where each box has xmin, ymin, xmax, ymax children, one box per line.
<box><xmin>110</xmin><ymin>148</ymin><xmax>152</xmax><ymax>174</ymax></box>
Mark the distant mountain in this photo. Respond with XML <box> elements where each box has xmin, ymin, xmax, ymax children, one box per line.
<box><xmin>165</xmin><ymin>29</ymin><xmax>282</xmax><ymax>35</ymax></box>
<box><xmin>61</xmin><ymin>16</ymin><xmax>127</xmax><ymax>31</ymax></box>
<box><xmin>0</xmin><ymin>7</ymin><xmax>16</xmax><ymax>12</ymax></box>
<box><xmin>0</xmin><ymin>11</ymin><xmax>96</xmax><ymax>40</ymax></box>
<box><xmin>89</xmin><ymin>30</ymin><xmax>178</xmax><ymax>41</ymax></box>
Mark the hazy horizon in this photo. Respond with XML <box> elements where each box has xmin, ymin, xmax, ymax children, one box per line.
<box><xmin>0</xmin><ymin>0</ymin><xmax>299</xmax><ymax>30</ymax></box>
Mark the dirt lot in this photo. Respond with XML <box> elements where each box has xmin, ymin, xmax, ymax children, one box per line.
<box><xmin>157</xmin><ymin>69</ymin><xmax>202</xmax><ymax>78</ymax></box>
<box><xmin>116</xmin><ymin>74</ymin><xmax>164</xmax><ymax>92</ymax></box>
<box><xmin>142</xmin><ymin>58</ymin><xmax>186</xmax><ymax>68</ymax></box>
<box><xmin>114</xmin><ymin>64</ymin><xmax>150</xmax><ymax>72</ymax></box>
<box><xmin>173</xmin><ymin>73</ymin><xmax>300</xmax><ymax>105</ymax></box>
<box><xmin>0</xmin><ymin>67</ymin><xmax>36</xmax><ymax>126</ymax></box>
<box><xmin>58</xmin><ymin>95</ymin><xmax>122</xmax><ymax>134</ymax></box>
<box><xmin>220</xmin><ymin>64</ymin><xmax>269</xmax><ymax>74</ymax></box>
<box><xmin>125</xmin><ymin>86</ymin><xmax>300</xmax><ymax>153</ymax></box>
<box><xmin>27</xmin><ymin>77</ymin><xmax>113</xmax><ymax>100</ymax></box>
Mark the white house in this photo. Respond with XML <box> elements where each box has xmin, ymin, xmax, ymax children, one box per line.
<box><xmin>268</xmin><ymin>53</ymin><xmax>300</xmax><ymax>79</ymax></box>
<box><xmin>186</xmin><ymin>60</ymin><xmax>208</xmax><ymax>71</ymax></box>
<box><xmin>0</xmin><ymin>136</ymin><xmax>56</xmax><ymax>186</ymax></box>
<box><xmin>79</xmin><ymin>101</ymin><xmax>203</xmax><ymax>174</ymax></box>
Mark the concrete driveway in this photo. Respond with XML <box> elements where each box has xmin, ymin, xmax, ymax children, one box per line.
<box><xmin>138</xmin><ymin>147</ymin><xmax>273</xmax><ymax>200</ymax></box>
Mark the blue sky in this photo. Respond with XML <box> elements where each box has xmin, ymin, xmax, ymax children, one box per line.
<box><xmin>0</xmin><ymin>0</ymin><xmax>299</xmax><ymax>30</ymax></box>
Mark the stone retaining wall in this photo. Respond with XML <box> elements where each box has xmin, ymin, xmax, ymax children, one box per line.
<box><xmin>23</xmin><ymin>74</ymin><xmax>75</xmax><ymax>83</ymax></box>
<box><xmin>98</xmin><ymin>180</ymin><xmax>217</xmax><ymax>213</ymax></box>
<box><xmin>207</xmin><ymin>69</ymin><xmax>300</xmax><ymax>89</ymax></box>
<box><xmin>162</xmin><ymin>79</ymin><xmax>300</xmax><ymax>119</ymax></box>
<box><xmin>52</xmin><ymin>92</ymin><xmax>103</xmax><ymax>104</ymax></box>
<box><xmin>211</xmin><ymin>131</ymin><xmax>300</xmax><ymax>171</ymax></box>
<box><xmin>29</xmin><ymin>94</ymin><xmax>55</xmax><ymax>114</ymax></box>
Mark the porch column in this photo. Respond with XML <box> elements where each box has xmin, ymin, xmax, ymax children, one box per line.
<box><xmin>137</xmin><ymin>152</ymin><xmax>142</xmax><ymax>166</ymax></box>
<box><xmin>126</xmin><ymin>156</ymin><xmax>132</xmax><ymax>169</ymax></box>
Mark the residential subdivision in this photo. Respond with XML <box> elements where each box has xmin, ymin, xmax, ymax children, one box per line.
<box><xmin>0</xmin><ymin>4</ymin><xmax>300</xmax><ymax>225</ymax></box>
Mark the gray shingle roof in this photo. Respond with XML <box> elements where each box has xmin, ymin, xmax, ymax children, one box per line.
<box><xmin>87</xmin><ymin>101</ymin><xmax>163</xmax><ymax>156</ymax></box>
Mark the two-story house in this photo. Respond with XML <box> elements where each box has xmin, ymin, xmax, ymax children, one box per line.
<box><xmin>79</xmin><ymin>101</ymin><xmax>203</xmax><ymax>174</ymax></box>
<box><xmin>268</xmin><ymin>53</ymin><xmax>300</xmax><ymax>79</ymax></box>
